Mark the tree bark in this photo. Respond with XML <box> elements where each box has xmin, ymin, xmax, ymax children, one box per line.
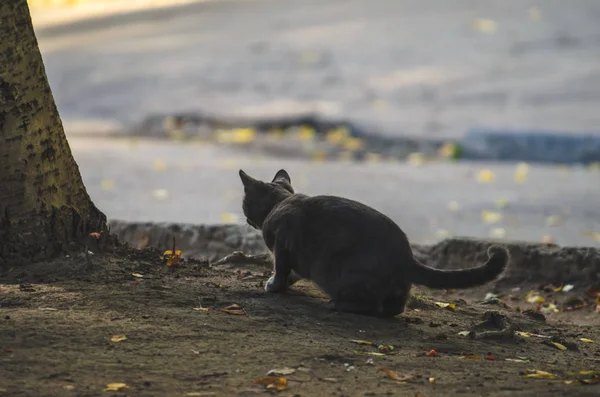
<box><xmin>0</xmin><ymin>0</ymin><xmax>107</xmax><ymax>267</ymax></box>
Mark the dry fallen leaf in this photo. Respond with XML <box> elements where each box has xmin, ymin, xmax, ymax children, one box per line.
<box><xmin>579</xmin><ymin>338</ymin><xmax>594</xmax><ymax>343</ymax></box>
<box><xmin>514</xmin><ymin>162</ymin><xmax>529</xmax><ymax>183</ymax></box>
<box><xmin>378</xmin><ymin>368</ymin><xmax>401</xmax><ymax>380</ymax></box>
<box><xmin>461</xmin><ymin>355</ymin><xmax>480</xmax><ymax>360</ymax></box>
<box><xmin>425</xmin><ymin>349</ymin><xmax>438</xmax><ymax>357</ymax></box>
<box><xmin>378</xmin><ymin>344</ymin><xmax>395</xmax><ymax>353</ymax></box>
<box><xmin>100</xmin><ymin>179</ymin><xmax>115</xmax><ymax>190</ymax></box>
<box><xmin>378</xmin><ymin>368</ymin><xmax>416</xmax><ymax>382</ymax></box>
<box><xmin>458</xmin><ymin>331</ymin><xmax>471</xmax><ymax>337</ymax></box>
<box><xmin>522</xmin><ymin>370</ymin><xmax>557</xmax><ymax>379</ymax></box>
<box><xmin>267</xmin><ymin>367</ymin><xmax>296</xmax><ymax>376</ymax></box>
<box><xmin>104</xmin><ymin>383</ymin><xmax>129</xmax><ymax>391</ymax></box>
<box><xmin>562</xmin><ymin>284</ymin><xmax>574</xmax><ymax>292</ymax></box>
<box><xmin>470</xmin><ymin>18</ymin><xmax>497</xmax><ymax>34</ymax></box>
<box><xmin>428</xmin><ymin>377</ymin><xmax>435</xmax><ymax>383</ymax></box>
<box><xmin>163</xmin><ymin>249</ymin><xmax>183</xmax><ymax>267</ymax></box>
<box><xmin>354</xmin><ymin>350</ymin><xmax>385</xmax><ymax>356</ymax></box>
<box><xmin>221</xmin><ymin>304</ymin><xmax>246</xmax><ymax>315</ymax></box>
<box><xmin>192</xmin><ymin>307</ymin><xmax>212</xmax><ymax>312</ymax></box>
<box><xmin>110</xmin><ymin>335</ymin><xmax>127</xmax><ymax>343</ymax></box>
<box><xmin>485</xmin><ymin>353</ymin><xmax>496</xmax><ymax>361</ymax></box>
<box><xmin>505</xmin><ymin>358</ymin><xmax>530</xmax><ymax>363</ymax></box>
<box><xmin>351</xmin><ymin>340</ymin><xmax>374</xmax><ymax>346</ymax></box>
<box><xmin>525</xmin><ymin>290</ymin><xmax>545</xmax><ymax>304</ymax></box>
<box><xmin>476</xmin><ymin>169</ymin><xmax>495</xmax><ymax>183</ymax></box>
<box><xmin>434</xmin><ymin>302</ymin><xmax>456</xmax><ymax>310</ymax></box>
<box><xmin>151</xmin><ymin>189</ymin><xmax>169</xmax><ymax>200</ymax></box>
<box><xmin>152</xmin><ymin>159</ymin><xmax>167</xmax><ymax>172</ymax></box>
<box><xmin>548</xmin><ymin>341</ymin><xmax>567</xmax><ymax>351</ymax></box>
<box><xmin>481</xmin><ymin>210</ymin><xmax>502</xmax><ymax>224</ymax></box>
<box><xmin>515</xmin><ymin>331</ymin><xmax>531</xmax><ymax>338</ymax></box>
<box><xmin>253</xmin><ymin>376</ymin><xmax>288</xmax><ymax>391</ymax></box>
<box><xmin>131</xmin><ymin>273</ymin><xmax>144</xmax><ymax>278</ymax></box>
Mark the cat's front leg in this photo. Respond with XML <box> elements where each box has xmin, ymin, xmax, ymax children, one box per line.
<box><xmin>265</xmin><ymin>243</ymin><xmax>294</xmax><ymax>293</ymax></box>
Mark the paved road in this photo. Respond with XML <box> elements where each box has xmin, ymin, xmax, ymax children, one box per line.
<box><xmin>35</xmin><ymin>0</ymin><xmax>600</xmax><ymax>139</ymax></box>
<box><xmin>71</xmin><ymin>137</ymin><xmax>600</xmax><ymax>247</ymax></box>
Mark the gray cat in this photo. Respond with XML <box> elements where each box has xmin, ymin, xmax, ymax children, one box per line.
<box><xmin>239</xmin><ymin>169</ymin><xmax>509</xmax><ymax>317</ymax></box>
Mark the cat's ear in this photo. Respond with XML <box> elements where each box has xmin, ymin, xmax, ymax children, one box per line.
<box><xmin>272</xmin><ymin>169</ymin><xmax>291</xmax><ymax>184</ymax></box>
<box><xmin>239</xmin><ymin>169</ymin><xmax>258</xmax><ymax>189</ymax></box>
<box><xmin>272</xmin><ymin>169</ymin><xmax>294</xmax><ymax>193</ymax></box>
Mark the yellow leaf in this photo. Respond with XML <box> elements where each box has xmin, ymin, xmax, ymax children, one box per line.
<box><xmin>253</xmin><ymin>376</ymin><xmax>287</xmax><ymax>391</ymax></box>
<box><xmin>495</xmin><ymin>197</ymin><xmax>509</xmax><ymax>209</ymax></box>
<box><xmin>100</xmin><ymin>179</ymin><xmax>115</xmax><ymax>190</ymax></box>
<box><xmin>476</xmin><ymin>169</ymin><xmax>495</xmax><ymax>183</ymax></box>
<box><xmin>110</xmin><ymin>335</ymin><xmax>127</xmax><ymax>343</ymax></box>
<box><xmin>579</xmin><ymin>338</ymin><xmax>594</xmax><ymax>343</ymax></box>
<box><xmin>300</xmin><ymin>52</ymin><xmax>320</xmax><ymax>65</ymax></box>
<box><xmin>365</xmin><ymin>153</ymin><xmax>382</xmax><ymax>163</ymax></box>
<box><xmin>353</xmin><ymin>350</ymin><xmax>385</xmax><ymax>356</ymax></box>
<box><xmin>541</xmin><ymin>234</ymin><xmax>555</xmax><ymax>244</ymax></box>
<box><xmin>220</xmin><ymin>212</ymin><xmax>239</xmax><ymax>223</ymax></box>
<box><xmin>311</xmin><ymin>151</ymin><xmax>328</xmax><ymax>162</ymax></box>
<box><xmin>515</xmin><ymin>331</ymin><xmax>531</xmax><ymax>338</ymax></box>
<box><xmin>490</xmin><ymin>228</ymin><xmax>506</xmax><ymax>238</ymax></box>
<box><xmin>514</xmin><ymin>162</ymin><xmax>529</xmax><ymax>183</ymax></box>
<box><xmin>541</xmin><ymin>303</ymin><xmax>559</xmax><ymax>313</ymax></box>
<box><xmin>579</xmin><ymin>370</ymin><xmax>596</xmax><ymax>375</ymax></box>
<box><xmin>447</xmin><ymin>201</ymin><xmax>460</xmax><ymax>212</ymax></box>
<box><xmin>342</xmin><ymin>137</ymin><xmax>365</xmax><ymax>152</ymax></box>
<box><xmin>371</xmin><ymin>99</ymin><xmax>388</xmax><ymax>110</ymax></box>
<box><xmin>297</xmin><ymin>125</ymin><xmax>315</xmax><ymax>142</ymax></box>
<box><xmin>525</xmin><ymin>290</ymin><xmax>545</xmax><ymax>304</ymax></box>
<box><xmin>152</xmin><ymin>159</ymin><xmax>167</xmax><ymax>172</ymax></box>
<box><xmin>350</xmin><ymin>340</ymin><xmax>374</xmax><ymax>346</ymax></box>
<box><xmin>481</xmin><ymin>210</ymin><xmax>502</xmax><ymax>224</ymax></box>
<box><xmin>528</xmin><ymin>6</ymin><xmax>542</xmax><ymax>21</ymax></box>
<box><xmin>104</xmin><ymin>383</ymin><xmax>129</xmax><ymax>391</ymax></box>
<box><xmin>438</xmin><ymin>142</ymin><xmax>459</xmax><ymax>159</ymax></box>
<box><xmin>434</xmin><ymin>302</ymin><xmax>456</xmax><ymax>310</ymax></box>
<box><xmin>192</xmin><ymin>307</ymin><xmax>211</xmax><ymax>312</ymax></box>
<box><xmin>151</xmin><ymin>189</ymin><xmax>169</xmax><ymax>200</ymax></box>
<box><xmin>563</xmin><ymin>380</ymin><xmax>576</xmax><ymax>385</ymax></box>
<box><xmin>470</xmin><ymin>18</ymin><xmax>497</xmax><ymax>34</ymax></box>
<box><xmin>428</xmin><ymin>377</ymin><xmax>435</xmax><ymax>383</ymax></box>
<box><xmin>326</xmin><ymin>127</ymin><xmax>350</xmax><ymax>145</ymax></box>
<box><xmin>522</xmin><ymin>370</ymin><xmax>557</xmax><ymax>379</ymax></box>
<box><xmin>549</xmin><ymin>342</ymin><xmax>567</xmax><ymax>351</ymax></box>
<box><xmin>460</xmin><ymin>355</ymin><xmax>480</xmax><ymax>360</ymax></box>
<box><xmin>407</xmin><ymin>152</ymin><xmax>425</xmax><ymax>167</ymax></box>
<box><xmin>131</xmin><ymin>273</ymin><xmax>144</xmax><ymax>278</ymax></box>
<box><xmin>458</xmin><ymin>331</ymin><xmax>471</xmax><ymax>337</ymax></box>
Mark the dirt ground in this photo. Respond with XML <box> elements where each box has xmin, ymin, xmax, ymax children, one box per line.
<box><xmin>1</xmin><ymin>246</ymin><xmax>599</xmax><ymax>397</ymax></box>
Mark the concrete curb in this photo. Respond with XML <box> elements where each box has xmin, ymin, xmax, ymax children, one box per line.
<box><xmin>108</xmin><ymin>220</ymin><xmax>600</xmax><ymax>286</ymax></box>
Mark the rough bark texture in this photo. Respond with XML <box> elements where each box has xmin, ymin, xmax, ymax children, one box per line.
<box><xmin>0</xmin><ymin>0</ymin><xmax>107</xmax><ymax>267</ymax></box>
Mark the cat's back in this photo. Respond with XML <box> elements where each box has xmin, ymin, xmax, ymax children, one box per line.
<box><xmin>305</xmin><ymin>195</ymin><xmax>400</xmax><ymax>230</ymax></box>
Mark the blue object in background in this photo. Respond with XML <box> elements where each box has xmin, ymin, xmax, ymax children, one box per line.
<box><xmin>460</xmin><ymin>128</ymin><xmax>600</xmax><ymax>164</ymax></box>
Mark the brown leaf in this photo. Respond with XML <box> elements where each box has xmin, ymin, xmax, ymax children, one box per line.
<box><xmin>221</xmin><ymin>304</ymin><xmax>246</xmax><ymax>315</ymax></box>
<box><xmin>110</xmin><ymin>335</ymin><xmax>127</xmax><ymax>343</ymax></box>
<box><xmin>253</xmin><ymin>376</ymin><xmax>287</xmax><ymax>390</ymax></box>
<box><xmin>460</xmin><ymin>355</ymin><xmax>480</xmax><ymax>360</ymax></box>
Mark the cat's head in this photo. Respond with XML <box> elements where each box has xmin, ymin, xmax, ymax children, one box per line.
<box><xmin>239</xmin><ymin>169</ymin><xmax>294</xmax><ymax>230</ymax></box>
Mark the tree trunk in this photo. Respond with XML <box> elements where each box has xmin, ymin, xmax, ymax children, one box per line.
<box><xmin>0</xmin><ymin>0</ymin><xmax>107</xmax><ymax>267</ymax></box>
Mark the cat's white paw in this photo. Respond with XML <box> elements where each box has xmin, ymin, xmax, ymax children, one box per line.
<box><xmin>265</xmin><ymin>275</ymin><xmax>286</xmax><ymax>292</ymax></box>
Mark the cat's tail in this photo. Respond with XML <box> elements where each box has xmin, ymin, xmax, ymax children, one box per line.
<box><xmin>408</xmin><ymin>245</ymin><xmax>509</xmax><ymax>289</ymax></box>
